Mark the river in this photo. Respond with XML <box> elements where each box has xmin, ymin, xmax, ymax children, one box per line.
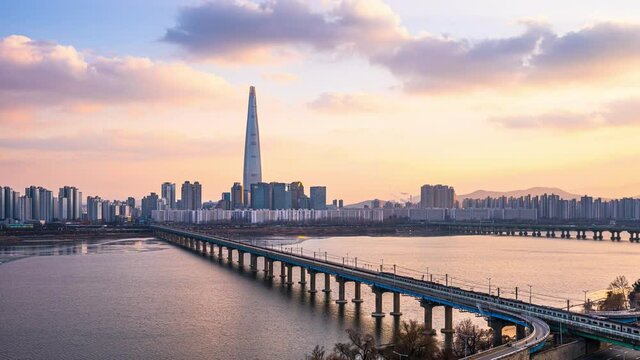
<box><xmin>1</xmin><ymin>234</ymin><xmax>638</xmax><ymax>359</ymax></box>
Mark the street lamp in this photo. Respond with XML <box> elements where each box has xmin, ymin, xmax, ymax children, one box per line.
<box><xmin>582</xmin><ymin>290</ymin><xmax>589</xmax><ymax>312</ymax></box>
<box><xmin>527</xmin><ymin>284</ymin><xmax>533</xmax><ymax>305</ymax></box>
<box><xmin>487</xmin><ymin>277</ymin><xmax>492</xmax><ymax>296</ymax></box>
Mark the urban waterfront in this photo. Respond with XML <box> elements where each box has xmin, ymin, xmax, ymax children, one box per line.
<box><xmin>1</xmin><ymin>234</ymin><xmax>639</xmax><ymax>359</ymax></box>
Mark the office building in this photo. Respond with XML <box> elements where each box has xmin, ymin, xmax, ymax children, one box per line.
<box><xmin>231</xmin><ymin>182</ymin><xmax>244</xmax><ymax>210</ymax></box>
<box><xmin>310</xmin><ymin>186</ymin><xmax>327</xmax><ymax>210</ymax></box>
<box><xmin>250</xmin><ymin>182</ymin><xmax>272</xmax><ymax>210</ymax></box>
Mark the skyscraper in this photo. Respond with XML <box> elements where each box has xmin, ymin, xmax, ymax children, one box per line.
<box><xmin>243</xmin><ymin>86</ymin><xmax>262</xmax><ymax>206</ymax></box>
<box><xmin>231</xmin><ymin>182</ymin><xmax>244</xmax><ymax>210</ymax></box>
<box><xmin>161</xmin><ymin>182</ymin><xmax>176</xmax><ymax>209</ymax></box>
<box><xmin>310</xmin><ymin>186</ymin><xmax>327</xmax><ymax>210</ymax></box>
<box><xmin>180</xmin><ymin>181</ymin><xmax>202</xmax><ymax>210</ymax></box>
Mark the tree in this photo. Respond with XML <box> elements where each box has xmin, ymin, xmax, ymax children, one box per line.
<box><xmin>629</xmin><ymin>279</ymin><xmax>640</xmax><ymax>309</ymax></box>
<box><xmin>600</xmin><ymin>291</ymin><xmax>627</xmax><ymax>311</ymax></box>
<box><xmin>382</xmin><ymin>320</ymin><xmax>440</xmax><ymax>360</ymax></box>
<box><xmin>604</xmin><ymin>275</ymin><xmax>631</xmax><ymax>310</ymax></box>
<box><xmin>332</xmin><ymin>329</ymin><xmax>380</xmax><ymax>360</ymax></box>
<box><xmin>452</xmin><ymin>318</ymin><xmax>493</xmax><ymax>357</ymax></box>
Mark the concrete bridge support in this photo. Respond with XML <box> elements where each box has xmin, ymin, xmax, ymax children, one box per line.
<box><xmin>336</xmin><ymin>277</ymin><xmax>348</xmax><ymax>304</ymax></box>
<box><xmin>352</xmin><ymin>281</ymin><xmax>363</xmax><ymax>303</ymax></box>
<box><xmin>201</xmin><ymin>242</ymin><xmax>207</xmax><ymax>254</ymax></box>
<box><xmin>322</xmin><ymin>273</ymin><xmax>332</xmax><ymax>293</ymax></box>
<box><xmin>390</xmin><ymin>292</ymin><xmax>402</xmax><ymax>316</ymax></box>
<box><xmin>420</xmin><ymin>300</ymin><xmax>437</xmax><ymax>335</ymax></box>
<box><xmin>490</xmin><ymin>318</ymin><xmax>507</xmax><ymax>347</ymax></box>
<box><xmin>372</xmin><ymin>287</ymin><xmax>386</xmax><ymax>317</ymax></box>
<box><xmin>442</xmin><ymin>306</ymin><xmax>454</xmax><ymax>354</ymax></box>
<box><xmin>218</xmin><ymin>245</ymin><xmax>223</xmax><ymax>258</ymax></box>
<box><xmin>196</xmin><ymin>240</ymin><xmax>201</xmax><ymax>252</ymax></box>
<box><xmin>286</xmin><ymin>264</ymin><xmax>294</xmax><ymax>286</ymax></box>
<box><xmin>280</xmin><ymin>262</ymin><xmax>286</xmax><ymax>281</ymax></box>
<box><xmin>264</xmin><ymin>259</ymin><xmax>274</xmax><ymax>279</ymax></box>
<box><xmin>308</xmin><ymin>270</ymin><xmax>317</xmax><ymax>293</ymax></box>
<box><xmin>516</xmin><ymin>324</ymin><xmax>527</xmax><ymax>340</ymax></box>
<box><xmin>227</xmin><ymin>248</ymin><xmax>233</xmax><ymax>262</ymax></box>
<box><xmin>298</xmin><ymin>267</ymin><xmax>307</xmax><ymax>285</ymax></box>
<box><xmin>238</xmin><ymin>251</ymin><xmax>245</xmax><ymax>266</ymax></box>
<box><xmin>249</xmin><ymin>254</ymin><xmax>258</xmax><ymax>272</ymax></box>
<box><xmin>210</xmin><ymin>243</ymin><xmax>215</xmax><ymax>256</ymax></box>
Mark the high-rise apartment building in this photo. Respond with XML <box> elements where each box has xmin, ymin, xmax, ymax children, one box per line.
<box><xmin>289</xmin><ymin>181</ymin><xmax>304</xmax><ymax>209</ymax></box>
<box><xmin>180</xmin><ymin>181</ymin><xmax>202</xmax><ymax>210</ymax></box>
<box><xmin>270</xmin><ymin>182</ymin><xmax>291</xmax><ymax>210</ymax></box>
<box><xmin>420</xmin><ymin>184</ymin><xmax>455</xmax><ymax>209</ymax></box>
<box><xmin>161</xmin><ymin>182</ymin><xmax>176</xmax><ymax>209</ymax></box>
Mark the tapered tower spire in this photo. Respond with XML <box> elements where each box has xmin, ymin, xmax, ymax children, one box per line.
<box><xmin>243</xmin><ymin>86</ymin><xmax>262</xmax><ymax>205</ymax></box>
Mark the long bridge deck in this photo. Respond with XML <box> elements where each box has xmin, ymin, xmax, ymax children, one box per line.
<box><xmin>151</xmin><ymin>225</ymin><xmax>640</xmax><ymax>357</ymax></box>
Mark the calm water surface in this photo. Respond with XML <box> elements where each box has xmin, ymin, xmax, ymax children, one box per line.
<box><xmin>1</xmin><ymin>235</ymin><xmax>638</xmax><ymax>359</ymax></box>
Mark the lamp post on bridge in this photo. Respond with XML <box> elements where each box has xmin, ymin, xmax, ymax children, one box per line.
<box><xmin>527</xmin><ymin>284</ymin><xmax>533</xmax><ymax>305</ymax></box>
<box><xmin>487</xmin><ymin>277</ymin><xmax>492</xmax><ymax>296</ymax></box>
<box><xmin>582</xmin><ymin>289</ymin><xmax>589</xmax><ymax>312</ymax></box>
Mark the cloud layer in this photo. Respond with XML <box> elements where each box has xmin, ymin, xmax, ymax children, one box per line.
<box><xmin>0</xmin><ymin>35</ymin><xmax>232</xmax><ymax>115</ymax></box>
<box><xmin>164</xmin><ymin>1</ymin><xmax>640</xmax><ymax>92</ymax></box>
<box><xmin>490</xmin><ymin>98</ymin><xmax>640</xmax><ymax>130</ymax></box>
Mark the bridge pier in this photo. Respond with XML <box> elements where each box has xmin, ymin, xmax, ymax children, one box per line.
<box><xmin>210</xmin><ymin>243</ymin><xmax>215</xmax><ymax>256</ymax></box>
<box><xmin>322</xmin><ymin>273</ymin><xmax>332</xmax><ymax>293</ymax></box>
<box><xmin>516</xmin><ymin>324</ymin><xmax>527</xmax><ymax>340</ymax></box>
<box><xmin>442</xmin><ymin>305</ymin><xmax>454</xmax><ymax>354</ymax></box>
<box><xmin>280</xmin><ymin>262</ymin><xmax>286</xmax><ymax>281</ymax></box>
<box><xmin>238</xmin><ymin>251</ymin><xmax>245</xmax><ymax>266</ymax></box>
<box><xmin>336</xmin><ymin>277</ymin><xmax>348</xmax><ymax>304</ymax></box>
<box><xmin>490</xmin><ymin>318</ymin><xmax>507</xmax><ymax>347</ymax></box>
<box><xmin>227</xmin><ymin>248</ymin><xmax>233</xmax><ymax>262</ymax></box>
<box><xmin>299</xmin><ymin>267</ymin><xmax>307</xmax><ymax>285</ymax></box>
<box><xmin>308</xmin><ymin>270</ymin><xmax>317</xmax><ymax>293</ymax></box>
<box><xmin>371</xmin><ymin>287</ymin><xmax>386</xmax><ymax>317</ymax></box>
<box><xmin>265</xmin><ymin>259</ymin><xmax>274</xmax><ymax>279</ymax></box>
<box><xmin>286</xmin><ymin>264</ymin><xmax>294</xmax><ymax>286</ymax></box>
<box><xmin>352</xmin><ymin>281</ymin><xmax>363</xmax><ymax>303</ymax></box>
<box><xmin>250</xmin><ymin>254</ymin><xmax>258</xmax><ymax>272</ymax></box>
<box><xmin>390</xmin><ymin>292</ymin><xmax>402</xmax><ymax>316</ymax></box>
<box><xmin>420</xmin><ymin>300</ymin><xmax>437</xmax><ymax>335</ymax></box>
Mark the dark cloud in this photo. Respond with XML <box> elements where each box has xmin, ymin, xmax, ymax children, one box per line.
<box><xmin>163</xmin><ymin>0</ymin><xmax>404</xmax><ymax>60</ymax></box>
<box><xmin>164</xmin><ymin>1</ymin><xmax>640</xmax><ymax>91</ymax></box>
<box><xmin>490</xmin><ymin>98</ymin><xmax>640</xmax><ymax>130</ymax></box>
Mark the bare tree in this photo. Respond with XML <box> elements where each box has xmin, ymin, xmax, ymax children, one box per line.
<box><xmin>605</xmin><ymin>275</ymin><xmax>631</xmax><ymax>310</ymax></box>
<box><xmin>452</xmin><ymin>319</ymin><xmax>493</xmax><ymax>357</ymax></box>
<box><xmin>383</xmin><ymin>320</ymin><xmax>439</xmax><ymax>360</ymax></box>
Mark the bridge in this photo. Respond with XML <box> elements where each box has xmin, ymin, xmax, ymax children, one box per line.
<box><xmin>151</xmin><ymin>225</ymin><xmax>640</xmax><ymax>358</ymax></box>
<box><xmin>428</xmin><ymin>222</ymin><xmax>640</xmax><ymax>242</ymax></box>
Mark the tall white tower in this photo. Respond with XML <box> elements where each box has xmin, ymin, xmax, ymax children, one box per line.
<box><xmin>243</xmin><ymin>86</ymin><xmax>262</xmax><ymax>205</ymax></box>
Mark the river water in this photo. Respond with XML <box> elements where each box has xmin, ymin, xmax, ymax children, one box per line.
<box><xmin>1</xmin><ymin>235</ymin><xmax>639</xmax><ymax>359</ymax></box>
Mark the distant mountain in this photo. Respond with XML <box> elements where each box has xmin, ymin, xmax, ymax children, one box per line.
<box><xmin>457</xmin><ymin>187</ymin><xmax>582</xmax><ymax>200</ymax></box>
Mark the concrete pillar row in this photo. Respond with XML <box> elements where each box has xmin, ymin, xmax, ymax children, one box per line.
<box><xmin>322</xmin><ymin>273</ymin><xmax>332</xmax><ymax>293</ymax></box>
<box><xmin>390</xmin><ymin>292</ymin><xmax>402</xmax><ymax>316</ymax></box>
<box><xmin>371</xmin><ymin>287</ymin><xmax>386</xmax><ymax>317</ymax></box>
<box><xmin>336</xmin><ymin>277</ymin><xmax>347</xmax><ymax>304</ymax></box>
<box><xmin>352</xmin><ymin>281</ymin><xmax>363</xmax><ymax>303</ymax></box>
<box><xmin>308</xmin><ymin>270</ymin><xmax>317</xmax><ymax>293</ymax></box>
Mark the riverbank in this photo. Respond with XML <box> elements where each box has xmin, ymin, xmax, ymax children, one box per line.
<box><xmin>0</xmin><ymin>228</ymin><xmax>152</xmax><ymax>245</ymax></box>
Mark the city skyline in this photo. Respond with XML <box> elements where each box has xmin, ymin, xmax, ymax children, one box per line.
<box><xmin>2</xmin><ymin>1</ymin><xmax>640</xmax><ymax>203</ymax></box>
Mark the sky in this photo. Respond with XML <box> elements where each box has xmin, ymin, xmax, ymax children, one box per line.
<box><xmin>1</xmin><ymin>0</ymin><xmax>640</xmax><ymax>203</ymax></box>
